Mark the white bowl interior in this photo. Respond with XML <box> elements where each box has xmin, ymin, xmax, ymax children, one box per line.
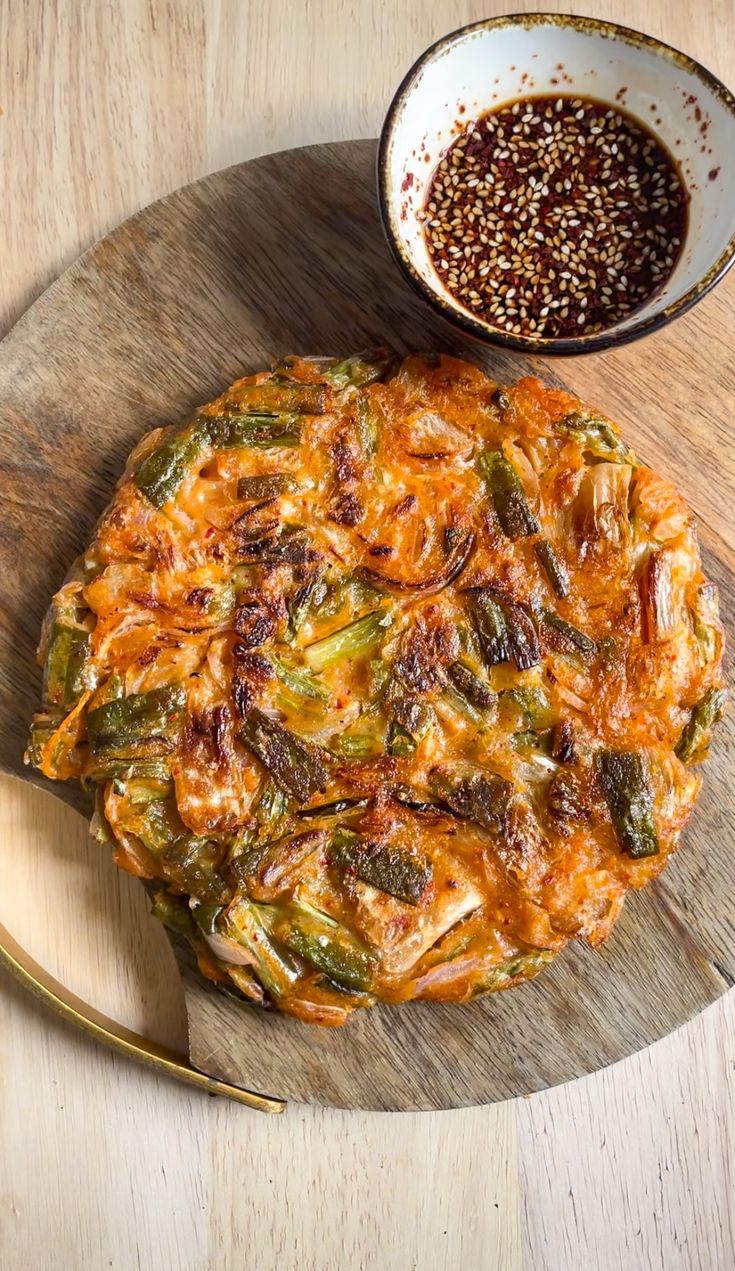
<box><xmin>384</xmin><ymin>20</ymin><xmax>735</xmax><ymax>338</ymax></box>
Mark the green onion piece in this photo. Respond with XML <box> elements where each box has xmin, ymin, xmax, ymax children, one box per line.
<box><xmin>43</xmin><ymin>620</ymin><xmax>92</xmax><ymax>710</ymax></box>
<box><xmin>90</xmin><ymin>788</ymin><xmax>113</xmax><ymax>845</ymax></box>
<box><xmin>150</xmin><ymin>890</ymin><xmax>196</xmax><ymax>939</ymax></box>
<box><xmin>273</xmin><ymin>686</ymin><xmax>328</xmax><ymax>720</ymax></box>
<box><xmin>429</xmin><ymin>766</ymin><xmax>513</xmax><ymax>834</ymax></box>
<box><xmin>132</xmin><ymin>802</ymin><xmax>229</xmax><ymax>902</ymax></box>
<box><xmin>188</xmin><ymin>579</ymin><xmax>235</xmax><ymax>624</ymax></box>
<box><xmin>26</xmin><ymin>713</ymin><xmax>64</xmax><ymax>767</ymax></box>
<box><xmin>269</xmin><ymin>654</ymin><xmax>330</xmax><ymax>702</ymax></box>
<box><xmin>238</xmin><ymin>527</ymin><xmax>310</xmax><ymax>565</ymax></box>
<box><xmin>675</xmin><ymin>687</ymin><xmax>727</xmax><ymax>763</ymax></box>
<box><xmin>447</xmin><ymin>661</ymin><xmax>496</xmax><ymax>711</ymax></box>
<box><xmin>693</xmin><ymin>617</ymin><xmax>718</xmax><ymax>666</ymax></box>
<box><xmin>83</xmin><ymin>757</ymin><xmax>172</xmax><ymax>785</ymax></box>
<box><xmin>286</xmin><ymin>572</ymin><xmax>327</xmax><ymax>642</ymax></box>
<box><xmin>224</xmin><ymin>897</ymin><xmax>301</xmax><ymax>997</ymax></box>
<box><xmin>387</xmin><ymin>721</ymin><xmax>418</xmax><ymax>757</ymax></box>
<box><xmin>228</xmin><ymin>835</ymin><xmax>270</xmax><ymax>883</ymax></box>
<box><xmin>132</xmin><ymin>802</ymin><xmax>178</xmax><ymax>854</ymax></box>
<box><xmin>237</xmin><ymin>472</ymin><xmax>297</xmax><ymax>500</ymax></box>
<box><xmin>557</xmin><ymin>412</ymin><xmax>631</xmax><ymax>461</ymax></box>
<box><xmin>690</xmin><ymin>583</ymin><xmax>720</xmax><ymax>666</ymax></box>
<box><xmin>479</xmin><ymin>450</ymin><xmax>540</xmax><ymax>539</ymax></box>
<box><xmin>239</xmin><ymin>708</ymin><xmax>328</xmax><ymax>802</ymax></box>
<box><xmin>468</xmin><ymin>591</ymin><xmax>510</xmax><ymax>666</ymax></box>
<box><xmin>280</xmin><ymin>900</ymin><xmax>376</xmax><ymax>992</ymax></box>
<box><xmin>330</xmin><ymin>826</ymin><xmax>431</xmax><ymax>906</ymax></box>
<box><xmin>596</xmin><ymin>749</ymin><xmax>659</xmax><ymax>859</ymax></box>
<box><xmin>357</xmin><ymin>391</ymin><xmax>380</xmax><ymax>457</ymax></box>
<box><xmin>471</xmin><ymin>949</ymin><xmax>555</xmax><ymax>997</ymax></box>
<box><xmin>458</xmin><ymin>623</ymin><xmax>482</xmax><ymax>662</ymax></box>
<box><xmin>542</xmin><ymin>610</ymin><xmax>597</xmax><ymax>658</ymax></box>
<box><xmin>273</xmin><ymin>355</ymin><xmax>336</xmax><ymax>379</ymax></box>
<box><xmin>312</xmin><ymin>578</ymin><xmax>350</xmax><ymax>619</ymax></box>
<box><xmin>441</xmin><ymin>684</ymin><xmax>481</xmax><ymax>724</ymax></box>
<box><xmin>227</xmin><ymin>785</ymin><xmax>288</xmax><ymax>876</ymax></box>
<box><xmin>304</xmin><ymin>608</ymin><xmax>393</xmax><ymax>673</ymax></box>
<box><xmin>468</xmin><ymin>590</ymin><xmax>539</xmax><ymax>671</ymax></box>
<box><xmin>511</xmin><ymin>729</ymin><xmax>554</xmax><ymax>755</ymax></box>
<box><xmin>192</xmin><ymin>903</ymin><xmax>226</xmax><ymax>935</ymax></box>
<box><xmin>135</xmin><ymin>418</ymin><xmax>210</xmax><ymax>508</ymax></box>
<box><xmin>368</xmin><ymin>658</ymin><xmax>390</xmax><ymax>696</ymax></box>
<box><xmin>324</xmin><ymin>349</ymin><xmax>397</xmax><ymax>390</ymax></box>
<box><xmin>86</xmin><ymin>685</ymin><xmax>186</xmax><ymax>756</ymax></box>
<box><xmin>329</xmin><ymin>734</ymin><xmax>378</xmax><ymax>759</ymax></box>
<box><xmin>230</xmin><ymin>382</ymin><xmax>328</xmax><ymax>415</ymax></box>
<box><xmin>283</xmin><ymin>924</ymin><xmax>374</xmax><ymax>992</ymax></box>
<box><xmin>254</xmin><ymin>777</ymin><xmax>289</xmax><ymax>834</ymax></box>
<box><xmin>209</xmin><ymin>413</ymin><xmax>301</xmax><ymax>450</ymax></box>
<box><xmin>387</xmin><ymin>698</ymin><xmax>433</xmax><ymax>758</ymax></box>
<box><xmin>534</xmin><ymin>539</ymin><xmax>570</xmax><ymax>599</ymax></box>
<box><xmin>126</xmin><ymin>777</ymin><xmax>173</xmax><ymax>805</ymax></box>
<box><xmin>498</xmin><ymin>686</ymin><xmax>554</xmax><ymax>729</ymax></box>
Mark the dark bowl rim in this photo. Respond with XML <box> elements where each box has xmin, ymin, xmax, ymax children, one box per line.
<box><xmin>377</xmin><ymin>11</ymin><xmax>735</xmax><ymax>356</ymax></box>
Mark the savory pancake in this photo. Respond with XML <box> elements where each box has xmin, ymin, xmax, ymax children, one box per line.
<box><xmin>27</xmin><ymin>351</ymin><xmax>726</xmax><ymax>1026</ymax></box>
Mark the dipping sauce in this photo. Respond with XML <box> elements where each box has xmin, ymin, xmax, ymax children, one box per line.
<box><xmin>420</xmin><ymin>95</ymin><xmax>688</xmax><ymax>339</ymax></box>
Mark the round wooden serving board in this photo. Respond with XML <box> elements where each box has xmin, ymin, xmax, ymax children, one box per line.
<box><xmin>0</xmin><ymin>140</ymin><xmax>733</xmax><ymax>1111</ymax></box>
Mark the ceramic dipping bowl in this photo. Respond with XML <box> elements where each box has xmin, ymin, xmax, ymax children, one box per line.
<box><xmin>378</xmin><ymin>14</ymin><xmax>735</xmax><ymax>354</ymax></box>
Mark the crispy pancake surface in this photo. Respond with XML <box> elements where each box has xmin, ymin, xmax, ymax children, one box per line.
<box><xmin>28</xmin><ymin>351</ymin><xmax>726</xmax><ymax>1025</ymax></box>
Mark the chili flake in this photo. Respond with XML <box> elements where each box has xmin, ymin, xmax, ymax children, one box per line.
<box><xmin>420</xmin><ymin>95</ymin><xmax>688</xmax><ymax>338</ymax></box>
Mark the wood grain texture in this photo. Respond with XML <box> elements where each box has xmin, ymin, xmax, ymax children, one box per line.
<box><xmin>0</xmin><ymin>136</ymin><xmax>732</xmax><ymax>1112</ymax></box>
<box><xmin>1</xmin><ymin>0</ymin><xmax>733</xmax><ymax>1265</ymax></box>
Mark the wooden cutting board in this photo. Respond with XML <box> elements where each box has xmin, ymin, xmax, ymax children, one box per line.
<box><xmin>0</xmin><ymin>139</ymin><xmax>732</xmax><ymax>1111</ymax></box>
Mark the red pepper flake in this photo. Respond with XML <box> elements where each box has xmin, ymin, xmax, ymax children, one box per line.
<box><xmin>419</xmin><ymin>94</ymin><xmax>688</xmax><ymax>339</ymax></box>
<box><xmin>401</xmin><ymin>171</ymin><xmax>414</xmax><ymax>192</ymax></box>
<box><xmin>709</xmin><ymin>167</ymin><xmax>721</xmax><ymax>181</ymax></box>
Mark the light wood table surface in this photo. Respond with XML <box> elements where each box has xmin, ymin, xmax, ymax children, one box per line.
<box><xmin>1</xmin><ymin>3</ymin><xmax>733</xmax><ymax>1268</ymax></box>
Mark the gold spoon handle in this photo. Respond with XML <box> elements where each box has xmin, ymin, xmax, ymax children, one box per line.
<box><xmin>0</xmin><ymin>920</ymin><xmax>285</xmax><ymax>1114</ymax></box>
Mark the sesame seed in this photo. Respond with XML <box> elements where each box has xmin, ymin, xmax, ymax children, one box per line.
<box><xmin>421</xmin><ymin>93</ymin><xmax>686</xmax><ymax>338</ymax></box>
